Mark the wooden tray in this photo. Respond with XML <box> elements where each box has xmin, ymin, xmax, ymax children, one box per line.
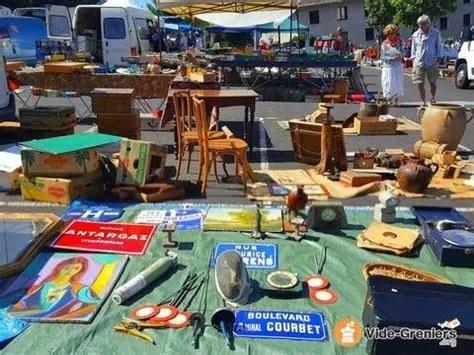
<box><xmin>363</xmin><ymin>262</ymin><xmax>451</xmax><ymax>284</ymax></box>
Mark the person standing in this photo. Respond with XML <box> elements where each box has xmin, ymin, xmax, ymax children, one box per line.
<box><xmin>334</xmin><ymin>27</ymin><xmax>350</xmax><ymax>55</ymax></box>
<box><xmin>381</xmin><ymin>24</ymin><xmax>404</xmax><ymax>105</ymax></box>
<box><xmin>410</xmin><ymin>15</ymin><xmax>442</xmax><ymax>105</ymax></box>
<box><xmin>178</xmin><ymin>31</ymin><xmax>188</xmax><ymax>51</ymax></box>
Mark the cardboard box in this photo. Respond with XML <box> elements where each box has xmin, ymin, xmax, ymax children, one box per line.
<box><xmin>354</xmin><ymin>116</ymin><xmax>397</xmax><ymax>135</ymax></box>
<box><xmin>0</xmin><ymin>145</ymin><xmax>22</xmax><ymax>191</ymax></box>
<box><xmin>21</xmin><ymin>148</ymin><xmax>100</xmax><ymax>178</ymax></box>
<box><xmin>19</xmin><ymin>106</ymin><xmax>76</xmax><ymax>131</ymax></box>
<box><xmin>96</xmin><ymin>110</ymin><xmax>140</xmax><ymax>139</ymax></box>
<box><xmin>90</xmin><ymin>88</ymin><xmax>135</xmax><ymax>114</ymax></box>
<box><xmin>116</xmin><ymin>139</ymin><xmax>167</xmax><ymax>185</ymax></box>
<box><xmin>20</xmin><ymin>170</ymin><xmax>103</xmax><ymax>205</ymax></box>
<box><xmin>20</xmin><ymin>128</ymin><xmax>75</xmax><ymax>141</ymax></box>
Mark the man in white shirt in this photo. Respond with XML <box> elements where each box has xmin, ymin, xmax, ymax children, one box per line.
<box><xmin>410</xmin><ymin>15</ymin><xmax>443</xmax><ymax>105</ymax></box>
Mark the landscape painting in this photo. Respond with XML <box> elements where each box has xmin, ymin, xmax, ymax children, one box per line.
<box><xmin>0</xmin><ymin>252</ymin><xmax>127</xmax><ymax>323</ymax></box>
<box><xmin>204</xmin><ymin>207</ymin><xmax>282</xmax><ymax>232</ymax></box>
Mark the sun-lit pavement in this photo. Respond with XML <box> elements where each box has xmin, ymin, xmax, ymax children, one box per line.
<box><xmin>2</xmin><ymin>66</ymin><xmax>473</xmax><ymax>219</ymax></box>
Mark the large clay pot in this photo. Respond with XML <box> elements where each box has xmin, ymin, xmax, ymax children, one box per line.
<box><xmin>360</xmin><ymin>102</ymin><xmax>389</xmax><ymax>117</ymax></box>
<box><xmin>418</xmin><ymin>103</ymin><xmax>472</xmax><ymax>150</ymax></box>
<box><xmin>397</xmin><ymin>159</ymin><xmax>439</xmax><ymax>193</ymax></box>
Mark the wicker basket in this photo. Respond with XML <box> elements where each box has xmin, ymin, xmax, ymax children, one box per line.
<box><xmin>289</xmin><ymin>119</ymin><xmax>345</xmax><ymax>165</ymax></box>
<box><xmin>363</xmin><ymin>262</ymin><xmax>451</xmax><ymax>284</ymax></box>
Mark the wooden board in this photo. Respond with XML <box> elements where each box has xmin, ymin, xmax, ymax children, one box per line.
<box><xmin>21</xmin><ymin>133</ymin><xmax>121</xmax><ymax>155</ymax></box>
<box><xmin>43</xmin><ymin>62</ymin><xmax>87</xmax><ymax>74</ymax></box>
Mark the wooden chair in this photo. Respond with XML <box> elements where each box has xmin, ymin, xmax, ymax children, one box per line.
<box><xmin>173</xmin><ymin>90</ymin><xmax>226</xmax><ymax>181</ymax></box>
<box><xmin>192</xmin><ymin>97</ymin><xmax>255</xmax><ymax>195</ymax></box>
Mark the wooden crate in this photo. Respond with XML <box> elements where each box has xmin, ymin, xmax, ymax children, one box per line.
<box><xmin>189</xmin><ymin>71</ymin><xmax>217</xmax><ymax>83</ymax></box>
<box><xmin>6</xmin><ymin>61</ymin><xmax>25</xmax><ymax>72</ymax></box>
<box><xmin>90</xmin><ymin>88</ymin><xmax>135</xmax><ymax>114</ymax></box>
<box><xmin>354</xmin><ymin>116</ymin><xmax>397</xmax><ymax>135</ymax></box>
<box><xmin>289</xmin><ymin>120</ymin><xmax>345</xmax><ymax>165</ymax></box>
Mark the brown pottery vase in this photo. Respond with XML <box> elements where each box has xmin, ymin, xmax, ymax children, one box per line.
<box><xmin>397</xmin><ymin>159</ymin><xmax>439</xmax><ymax>193</ymax></box>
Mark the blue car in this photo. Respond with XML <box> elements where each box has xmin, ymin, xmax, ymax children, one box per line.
<box><xmin>0</xmin><ymin>16</ymin><xmax>47</xmax><ymax>65</ymax></box>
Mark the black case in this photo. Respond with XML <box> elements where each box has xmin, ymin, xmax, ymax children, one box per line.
<box><xmin>363</xmin><ymin>276</ymin><xmax>474</xmax><ymax>355</ymax></box>
<box><xmin>411</xmin><ymin>206</ymin><xmax>474</xmax><ymax>267</ymax></box>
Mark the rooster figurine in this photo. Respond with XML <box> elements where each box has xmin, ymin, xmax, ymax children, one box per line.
<box><xmin>286</xmin><ymin>185</ymin><xmax>308</xmax><ymax>220</ymax></box>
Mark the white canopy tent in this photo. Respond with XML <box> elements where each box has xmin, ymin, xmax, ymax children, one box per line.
<box><xmin>196</xmin><ymin>9</ymin><xmax>291</xmax><ymax>28</ymax></box>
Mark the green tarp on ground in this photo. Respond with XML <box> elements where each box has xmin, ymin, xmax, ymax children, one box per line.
<box><xmin>2</xmin><ymin>205</ymin><xmax>473</xmax><ymax>354</ymax></box>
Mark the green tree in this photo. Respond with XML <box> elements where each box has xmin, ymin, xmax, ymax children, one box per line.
<box><xmin>391</xmin><ymin>0</ymin><xmax>457</xmax><ymax>28</ymax></box>
<box><xmin>364</xmin><ymin>0</ymin><xmax>457</xmax><ymax>33</ymax></box>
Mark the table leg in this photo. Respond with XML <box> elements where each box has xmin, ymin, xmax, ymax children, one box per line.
<box><xmin>249</xmin><ymin>105</ymin><xmax>255</xmax><ymax>155</ymax></box>
<box><xmin>174</xmin><ymin>119</ymin><xmax>178</xmax><ymax>159</ymax></box>
<box><xmin>244</xmin><ymin>105</ymin><xmax>249</xmax><ymax>143</ymax></box>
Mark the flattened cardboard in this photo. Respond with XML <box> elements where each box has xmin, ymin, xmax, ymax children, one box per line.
<box><xmin>116</xmin><ymin>139</ymin><xmax>167</xmax><ymax>185</ymax></box>
<box><xmin>21</xmin><ymin>148</ymin><xmax>100</xmax><ymax>178</ymax></box>
<box><xmin>20</xmin><ymin>170</ymin><xmax>103</xmax><ymax>205</ymax></box>
<box><xmin>21</xmin><ymin>133</ymin><xmax>121</xmax><ymax>155</ymax></box>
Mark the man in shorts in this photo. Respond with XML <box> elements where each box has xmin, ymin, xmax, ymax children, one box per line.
<box><xmin>410</xmin><ymin>15</ymin><xmax>443</xmax><ymax>105</ymax></box>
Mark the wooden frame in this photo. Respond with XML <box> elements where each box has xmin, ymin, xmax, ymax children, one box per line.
<box><xmin>0</xmin><ymin>213</ymin><xmax>63</xmax><ymax>278</ymax></box>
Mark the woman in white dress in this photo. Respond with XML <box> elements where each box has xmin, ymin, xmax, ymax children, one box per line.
<box><xmin>381</xmin><ymin>24</ymin><xmax>404</xmax><ymax>105</ymax></box>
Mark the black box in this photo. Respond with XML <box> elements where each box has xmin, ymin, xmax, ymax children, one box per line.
<box><xmin>411</xmin><ymin>206</ymin><xmax>474</xmax><ymax>268</ymax></box>
<box><xmin>363</xmin><ymin>276</ymin><xmax>474</xmax><ymax>355</ymax></box>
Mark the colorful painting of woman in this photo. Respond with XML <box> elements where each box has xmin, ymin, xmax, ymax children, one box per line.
<box><xmin>7</xmin><ymin>257</ymin><xmax>101</xmax><ymax>320</ymax></box>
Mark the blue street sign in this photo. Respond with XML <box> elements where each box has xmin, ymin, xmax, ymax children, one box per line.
<box><xmin>62</xmin><ymin>199</ymin><xmax>126</xmax><ymax>222</ymax></box>
<box><xmin>211</xmin><ymin>243</ymin><xmax>278</xmax><ymax>269</ymax></box>
<box><xmin>234</xmin><ymin>310</ymin><xmax>328</xmax><ymax>342</ymax></box>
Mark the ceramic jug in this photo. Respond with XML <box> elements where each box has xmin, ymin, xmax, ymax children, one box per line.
<box><xmin>418</xmin><ymin>103</ymin><xmax>472</xmax><ymax>150</ymax></box>
<box><xmin>397</xmin><ymin>159</ymin><xmax>439</xmax><ymax>194</ymax></box>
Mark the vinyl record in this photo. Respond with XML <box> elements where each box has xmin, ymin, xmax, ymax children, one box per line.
<box><xmin>440</xmin><ymin>230</ymin><xmax>474</xmax><ymax>248</ymax></box>
<box><xmin>167</xmin><ymin>311</ymin><xmax>191</xmax><ymax>329</ymax></box>
<box><xmin>311</xmin><ymin>289</ymin><xmax>339</xmax><ymax>305</ymax></box>
<box><xmin>304</xmin><ymin>275</ymin><xmax>329</xmax><ymax>290</ymax></box>
<box><xmin>266</xmin><ymin>270</ymin><xmax>298</xmax><ymax>289</ymax></box>
<box><xmin>149</xmin><ymin>305</ymin><xmax>179</xmax><ymax>324</ymax></box>
<box><xmin>129</xmin><ymin>304</ymin><xmax>160</xmax><ymax>320</ymax></box>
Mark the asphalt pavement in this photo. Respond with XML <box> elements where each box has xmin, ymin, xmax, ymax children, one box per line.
<box><xmin>2</xmin><ymin>66</ymin><xmax>473</xmax><ymax>217</ymax></box>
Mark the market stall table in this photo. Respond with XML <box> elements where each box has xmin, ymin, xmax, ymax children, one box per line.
<box><xmin>165</xmin><ymin>89</ymin><xmax>259</xmax><ymax>155</ymax></box>
<box><xmin>1</xmin><ymin>204</ymin><xmax>472</xmax><ymax>354</ymax></box>
<box><xmin>12</xmin><ymin>70</ymin><xmax>176</xmax><ymax>116</ymax></box>
<box><xmin>211</xmin><ymin>58</ymin><xmax>358</xmax><ymax>91</ymax></box>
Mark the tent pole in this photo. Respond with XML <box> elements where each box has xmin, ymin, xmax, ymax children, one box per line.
<box><xmin>296</xmin><ymin>6</ymin><xmax>301</xmax><ymax>54</ymax></box>
<box><xmin>289</xmin><ymin>4</ymin><xmax>293</xmax><ymax>54</ymax></box>
<box><xmin>278</xmin><ymin>26</ymin><xmax>281</xmax><ymax>51</ymax></box>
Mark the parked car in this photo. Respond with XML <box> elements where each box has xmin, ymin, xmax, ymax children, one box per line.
<box><xmin>0</xmin><ymin>43</ymin><xmax>15</xmax><ymax>121</ymax></box>
<box><xmin>455</xmin><ymin>26</ymin><xmax>474</xmax><ymax>89</ymax></box>
<box><xmin>0</xmin><ymin>16</ymin><xmax>47</xmax><ymax>65</ymax></box>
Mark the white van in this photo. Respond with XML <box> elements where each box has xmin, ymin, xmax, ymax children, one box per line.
<box><xmin>0</xmin><ymin>44</ymin><xmax>15</xmax><ymax>121</ymax></box>
<box><xmin>73</xmin><ymin>0</ymin><xmax>154</xmax><ymax>65</ymax></box>
<box><xmin>455</xmin><ymin>26</ymin><xmax>474</xmax><ymax>89</ymax></box>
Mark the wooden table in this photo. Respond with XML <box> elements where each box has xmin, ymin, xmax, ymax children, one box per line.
<box><xmin>165</xmin><ymin>89</ymin><xmax>259</xmax><ymax>155</ymax></box>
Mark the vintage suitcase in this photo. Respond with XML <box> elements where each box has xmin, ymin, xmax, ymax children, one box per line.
<box><xmin>411</xmin><ymin>206</ymin><xmax>474</xmax><ymax>267</ymax></box>
<box><xmin>363</xmin><ymin>275</ymin><xmax>474</xmax><ymax>355</ymax></box>
<box><xmin>90</xmin><ymin>88</ymin><xmax>135</xmax><ymax>114</ymax></box>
